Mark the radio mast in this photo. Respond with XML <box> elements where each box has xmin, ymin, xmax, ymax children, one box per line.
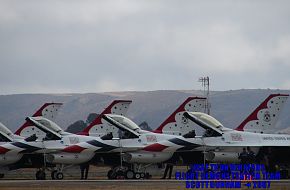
<box><xmin>198</xmin><ymin>76</ymin><xmax>210</xmax><ymax>115</ymax></box>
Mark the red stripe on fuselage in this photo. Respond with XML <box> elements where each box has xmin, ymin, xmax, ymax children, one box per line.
<box><xmin>0</xmin><ymin>146</ymin><xmax>10</xmax><ymax>154</ymax></box>
<box><xmin>62</xmin><ymin>145</ymin><xmax>86</xmax><ymax>153</ymax></box>
<box><xmin>142</xmin><ymin>143</ymin><xmax>168</xmax><ymax>152</ymax></box>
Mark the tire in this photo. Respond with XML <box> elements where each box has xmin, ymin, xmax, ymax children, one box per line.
<box><xmin>0</xmin><ymin>174</ymin><xmax>4</xmax><ymax>179</ymax></box>
<box><xmin>140</xmin><ymin>173</ymin><xmax>145</xmax><ymax>178</ymax></box>
<box><xmin>56</xmin><ymin>172</ymin><xmax>64</xmax><ymax>180</ymax></box>
<box><xmin>134</xmin><ymin>173</ymin><xmax>141</xmax><ymax>179</ymax></box>
<box><xmin>125</xmin><ymin>170</ymin><xmax>134</xmax><ymax>179</ymax></box>
<box><xmin>51</xmin><ymin>170</ymin><xmax>57</xmax><ymax>180</ymax></box>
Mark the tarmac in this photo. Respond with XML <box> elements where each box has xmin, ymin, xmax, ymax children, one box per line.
<box><xmin>1</xmin><ymin>166</ymin><xmax>290</xmax><ymax>189</ymax></box>
<box><xmin>1</xmin><ymin>180</ymin><xmax>290</xmax><ymax>190</ymax></box>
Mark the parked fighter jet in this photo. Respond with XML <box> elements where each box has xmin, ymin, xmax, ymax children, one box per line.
<box><xmin>189</xmin><ymin>93</ymin><xmax>290</xmax><ymax>163</ymax></box>
<box><xmin>141</xmin><ymin>93</ymin><xmax>290</xmax><ymax>164</ymax></box>
<box><xmin>0</xmin><ymin>103</ymin><xmax>62</xmax><ymax>178</ymax></box>
<box><xmin>152</xmin><ymin>93</ymin><xmax>289</xmax><ymax>163</ymax></box>
<box><xmin>182</xmin><ymin>110</ymin><xmax>290</xmax><ymax>163</ymax></box>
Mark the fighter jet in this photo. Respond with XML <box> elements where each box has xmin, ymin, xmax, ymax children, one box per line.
<box><xmin>0</xmin><ymin>103</ymin><xmax>62</xmax><ymax>179</ymax></box>
<box><xmin>142</xmin><ymin>94</ymin><xmax>290</xmax><ymax>164</ymax></box>
<box><xmin>151</xmin><ymin>94</ymin><xmax>289</xmax><ymax>163</ymax></box>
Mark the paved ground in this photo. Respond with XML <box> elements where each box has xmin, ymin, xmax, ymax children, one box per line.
<box><xmin>1</xmin><ymin>166</ymin><xmax>290</xmax><ymax>189</ymax></box>
<box><xmin>0</xmin><ymin>180</ymin><xmax>183</xmax><ymax>190</ymax></box>
<box><xmin>1</xmin><ymin>180</ymin><xmax>290</xmax><ymax>190</ymax></box>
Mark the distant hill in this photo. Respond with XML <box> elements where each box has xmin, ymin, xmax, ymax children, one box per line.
<box><xmin>0</xmin><ymin>89</ymin><xmax>290</xmax><ymax>133</ymax></box>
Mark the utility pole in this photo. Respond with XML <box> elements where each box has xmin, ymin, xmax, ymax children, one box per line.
<box><xmin>198</xmin><ymin>76</ymin><xmax>210</xmax><ymax>115</ymax></box>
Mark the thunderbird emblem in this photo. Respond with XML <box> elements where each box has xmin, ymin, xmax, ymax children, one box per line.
<box><xmin>181</xmin><ymin>116</ymin><xmax>188</xmax><ymax>124</ymax></box>
<box><xmin>263</xmin><ymin>111</ymin><xmax>271</xmax><ymax>122</ymax></box>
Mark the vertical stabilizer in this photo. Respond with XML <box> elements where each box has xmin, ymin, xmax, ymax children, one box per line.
<box><xmin>15</xmin><ymin>103</ymin><xmax>62</xmax><ymax>138</ymax></box>
<box><xmin>153</xmin><ymin>97</ymin><xmax>206</xmax><ymax>135</ymax></box>
<box><xmin>235</xmin><ymin>94</ymin><xmax>289</xmax><ymax>133</ymax></box>
<box><xmin>79</xmin><ymin>100</ymin><xmax>132</xmax><ymax>137</ymax></box>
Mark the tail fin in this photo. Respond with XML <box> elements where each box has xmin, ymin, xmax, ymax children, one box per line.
<box><xmin>235</xmin><ymin>94</ymin><xmax>289</xmax><ymax>133</ymax></box>
<box><xmin>14</xmin><ymin>103</ymin><xmax>62</xmax><ymax>137</ymax></box>
<box><xmin>78</xmin><ymin>100</ymin><xmax>132</xmax><ymax>136</ymax></box>
<box><xmin>153</xmin><ymin>97</ymin><xmax>206</xmax><ymax>135</ymax></box>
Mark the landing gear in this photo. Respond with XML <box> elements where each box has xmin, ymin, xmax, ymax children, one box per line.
<box><xmin>107</xmin><ymin>166</ymin><xmax>151</xmax><ymax>180</ymax></box>
<box><xmin>133</xmin><ymin>172</ymin><xmax>147</xmax><ymax>179</ymax></box>
<box><xmin>107</xmin><ymin>167</ymin><xmax>126</xmax><ymax>179</ymax></box>
<box><xmin>125</xmin><ymin>170</ymin><xmax>134</xmax><ymax>179</ymax></box>
<box><xmin>51</xmin><ymin>170</ymin><xmax>64</xmax><ymax>180</ymax></box>
<box><xmin>140</xmin><ymin>173</ymin><xmax>145</xmax><ymax>178</ymax></box>
<box><xmin>36</xmin><ymin>169</ymin><xmax>46</xmax><ymax>180</ymax></box>
<box><xmin>134</xmin><ymin>173</ymin><xmax>141</xmax><ymax>179</ymax></box>
<box><xmin>51</xmin><ymin>167</ymin><xmax>64</xmax><ymax>180</ymax></box>
<box><xmin>55</xmin><ymin>172</ymin><xmax>64</xmax><ymax>180</ymax></box>
<box><xmin>0</xmin><ymin>174</ymin><xmax>4</xmax><ymax>179</ymax></box>
<box><xmin>131</xmin><ymin>163</ymin><xmax>152</xmax><ymax>179</ymax></box>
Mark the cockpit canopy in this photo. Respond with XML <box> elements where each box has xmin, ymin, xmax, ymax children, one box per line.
<box><xmin>105</xmin><ymin>114</ymin><xmax>141</xmax><ymax>132</ymax></box>
<box><xmin>189</xmin><ymin>112</ymin><xmax>224</xmax><ymax>130</ymax></box>
<box><xmin>30</xmin><ymin>116</ymin><xmax>63</xmax><ymax>133</ymax></box>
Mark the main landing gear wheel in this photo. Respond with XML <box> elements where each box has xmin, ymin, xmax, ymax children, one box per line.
<box><xmin>125</xmin><ymin>170</ymin><xmax>134</xmax><ymax>179</ymax></box>
<box><xmin>0</xmin><ymin>174</ymin><xmax>4</xmax><ymax>179</ymax></box>
<box><xmin>55</xmin><ymin>172</ymin><xmax>64</xmax><ymax>180</ymax></box>
<box><xmin>36</xmin><ymin>170</ymin><xmax>46</xmax><ymax>180</ymax></box>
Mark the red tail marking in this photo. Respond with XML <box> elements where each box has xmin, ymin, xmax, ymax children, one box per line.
<box><xmin>81</xmin><ymin>100</ymin><xmax>132</xmax><ymax>135</ymax></box>
<box><xmin>14</xmin><ymin>103</ymin><xmax>62</xmax><ymax>135</ymax></box>
<box><xmin>235</xmin><ymin>94</ymin><xmax>289</xmax><ymax>131</ymax></box>
<box><xmin>153</xmin><ymin>97</ymin><xmax>206</xmax><ymax>133</ymax></box>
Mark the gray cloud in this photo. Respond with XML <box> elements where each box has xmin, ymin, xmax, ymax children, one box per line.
<box><xmin>0</xmin><ymin>0</ymin><xmax>290</xmax><ymax>94</ymax></box>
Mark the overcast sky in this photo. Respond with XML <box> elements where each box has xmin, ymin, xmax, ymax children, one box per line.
<box><xmin>0</xmin><ymin>0</ymin><xmax>290</xmax><ymax>94</ymax></box>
